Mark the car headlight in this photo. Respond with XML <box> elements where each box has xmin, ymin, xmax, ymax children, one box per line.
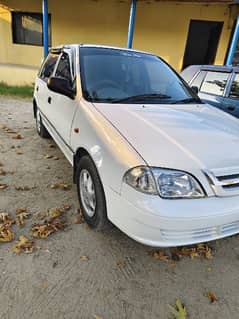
<box><xmin>124</xmin><ymin>166</ymin><xmax>205</xmax><ymax>199</ymax></box>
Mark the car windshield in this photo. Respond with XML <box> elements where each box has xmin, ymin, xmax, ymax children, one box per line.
<box><xmin>80</xmin><ymin>47</ymin><xmax>201</xmax><ymax>104</ymax></box>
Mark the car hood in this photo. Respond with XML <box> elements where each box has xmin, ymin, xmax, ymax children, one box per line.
<box><xmin>93</xmin><ymin>102</ymin><xmax>239</xmax><ymax>171</ymax></box>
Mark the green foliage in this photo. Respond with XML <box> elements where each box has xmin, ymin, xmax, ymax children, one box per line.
<box><xmin>0</xmin><ymin>82</ymin><xmax>33</xmax><ymax>98</ymax></box>
<box><xmin>168</xmin><ymin>299</ymin><xmax>187</xmax><ymax>319</ymax></box>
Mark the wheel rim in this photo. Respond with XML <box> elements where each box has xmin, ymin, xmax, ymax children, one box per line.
<box><xmin>36</xmin><ymin>109</ymin><xmax>41</xmax><ymax>133</ymax></box>
<box><xmin>79</xmin><ymin>169</ymin><xmax>96</xmax><ymax>217</ymax></box>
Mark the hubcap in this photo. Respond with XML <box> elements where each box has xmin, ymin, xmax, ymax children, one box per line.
<box><xmin>36</xmin><ymin>109</ymin><xmax>41</xmax><ymax>133</ymax></box>
<box><xmin>79</xmin><ymin>169</ymin><xmax>96</xmax><ymax>217</ymax></box>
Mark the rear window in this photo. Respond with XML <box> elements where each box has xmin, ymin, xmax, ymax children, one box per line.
<box><xmin>200</xmin><ymin>71</ymin><xmax>229</xmax><ymax>96</ymax></box>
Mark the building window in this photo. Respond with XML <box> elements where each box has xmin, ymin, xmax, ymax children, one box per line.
<box><xmin>12</xmin><ymin>12</ymin><xmax>51</xmax><ymax>46</ymax></box>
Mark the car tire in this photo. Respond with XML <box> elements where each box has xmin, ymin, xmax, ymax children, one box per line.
<box><xmin>76</xmin><ymin>155</ymin><xmax>109</xmax><ymax>230</ymax></box>
<box><xmin>36</xmin><ymin>107</ymin><xmax>50</xmax><ymax>138</ymax></box>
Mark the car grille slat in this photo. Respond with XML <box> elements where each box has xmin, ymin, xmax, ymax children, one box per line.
<box><xmin>204</xmin><ymin>168</ymin><xmax>239</xmax><ymax>196</ymax></box>
<box><xmin>161</xmin><ymin>220</ymin><xmax>239</xmax><ymax>242</ymax></box>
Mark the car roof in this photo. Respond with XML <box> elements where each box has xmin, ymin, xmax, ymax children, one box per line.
<box><xmin>49</xmin><ymin>44</ymin><xmax>156</xmax><ymax>57</ymax></box>
<box><xmin>181</xmin><ymin>64</ymin><xmax>239</xmax><ymax>83</ymax></box>
<box><xmin>183</xmin><ymin>64</ymin><xmax>239</xmax><ymax>73</ymax></box>
<box><xmin>199</xmin><ymin>65</ymin><xmax>239</xmax><ymax>73</ymax></box>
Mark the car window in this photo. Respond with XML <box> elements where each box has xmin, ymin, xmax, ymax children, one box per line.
<box><xmin>40</xmin><ymin>53</ymin><xmax>59</xmax><ymax>80</ymax></box>
<box><xmin>80</xmin><ymin>47</ymin><xmax>199</xmax><ymax>104</ymax></box>
<box><xmin>55</xmin><ymin>53</ymin><xmax>72</xmax><ymax>82</ymax></box>
<box><xmin>191</xmin><ymin>71</ymin><xmax>206</xmax><ymax>90</ymax></box>
<box><xmin>229</xmin><ymin>74</ymin><xmax>239</xmax><ymax>98</ymax></box>
<box><xmin>200</xmin><ymin>71</ymin><xmax>229</xmax><ymax>96</ymax></box>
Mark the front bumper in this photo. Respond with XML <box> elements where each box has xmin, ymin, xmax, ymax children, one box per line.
<box><xmin>105</xmin><ymin>184</ymin><xmax>239</xmax><ymax>247</ymax></box>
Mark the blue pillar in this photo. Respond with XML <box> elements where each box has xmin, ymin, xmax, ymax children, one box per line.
<box><xmin>42</xmin><ymin>0</ymin><xmax>49</xmax><ymax>58</ymax></box>
<box><xmin>127</xmin><ymin>0</ymin><xmax>137</xmax><ymax>49</ymax></box>
<box><xmin>226</xmin><ymin>16</ymin><xmax>239</xmax><ymax>66</ymax></box>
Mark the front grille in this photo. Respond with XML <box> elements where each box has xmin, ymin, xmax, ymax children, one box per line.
<box><xmin>204</xmin><ymin>168</ymin><xmax>239</xmax><ymax>197</ymax></box>
<box><xmin>161</xmin><ymin>220</ymin><xmax>239</xmax><ymax>243</ymax></box>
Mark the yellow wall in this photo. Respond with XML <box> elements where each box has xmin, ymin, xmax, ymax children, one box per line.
<box><xmin>0</xmin><ymin>0</ymin><xmax>238</xmax><ymax>85</ymax></box>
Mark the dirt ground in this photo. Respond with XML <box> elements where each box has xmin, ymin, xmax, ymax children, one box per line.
<box><xmin>0</xmin><ymin>97</ymin><xmax>239</xmax><ymax>319</ymax></box>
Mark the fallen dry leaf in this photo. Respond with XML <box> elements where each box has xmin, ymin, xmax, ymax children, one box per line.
<box><xmin>50</xmin><ymin>183</ymin><xmax>71</xmax><ymax>191</ymax></box>
<box><xmin>0</xmin><ymin>229</ymin><xmax>15</xmax><ymax>242</ymax></box>
<box><xmin>74</xmin><ymin>214</ymin><xmax>84</xmax><ymax>224</ymax></box>
<box><xmin>62</xmin><ymin>204</ymin><xmax>72</xmax><ymax>211</ymax></box>
<box><xmin>0</xmin><ymin>212</ymin><xmax>15</xmax><ymax>243</ymax></box>
<box><xmin>0</xmin><ymin>169</ymin><xmax>6</xmax><ymax>175</ymax></box>
<box><xmin>16</xmin><ymin>208</ymin><xmax>31</xmax><ymax>227</ymax></box>
<box><xmin>80</xmin><ymin>255</ymin><xmax>89</xmax><ymax>261</ymax></box>
<box><xmin>174</xmin><ymin>244</ymin><xmax>213</xmax><ymax>260</ymax></box>
<box><xmin>0</xmin><ymin>169</ymin><xmax>14</xmax><ymax>175</ymax></box>
<box><xmin>16</xmin><ymin>150</ymin><xmax>23</xmax><ymax>155</ymax></box>
<box><xmin>32</xmin><ymin>218</ymin><xmax>66</xmax><ymax>239</ymax></box>
<box><xmin>207</xmin><ymin>291</ymin><xmax>218</xmax><ymax>303</ymax></box>
<box><xmin>169</xmin><ymin>299</ymin><xmax>187</xmax><ymax>319</ymax></box>
<box><xmin>3</xmin><ymin>127</ymin><xmax>16</xmax><ymax>134</ymax></box>
<box><xmin>73</xmin><ymin>209</ymin><xmax>83</xmax><ymax>224</ymax></box>
<box><xmin>13</xmin><ymin>236</ymin><xmax>34</xmax><ymax>254</ymax></box>
<box><xmin>94</xmin><ymin>316</ymin><xmax>103</xmax><ymax>319</ymax></box>
<box><xmin>0</xmin><ymin>212</ymin><xmax>14</xmax><ymax>225</ymax></box>
<box><xmin>44</xmin><ymin>154</ymin><xmax>53</xmax><ymax>159</ymax></box>
<box><xmin>35</xmin><ymin>211</ymin><xmax>47</xmax><ymax>220</ymax></box>
<box><xmin>151</xmin><ymin>250</ymin><xmax>169</xmax><ymax>261</ymax></box>
<box><xmin>52</xmin><ymin>156</ymin><xmax>59</xmax><ymax>160</ymax></box>
<box><xmin>0</xmin><ymin>162</ymin><xmax>3</xmax><ymax>167</ymax></box>
<box><xmin>0</xmin><ymin>184</ymin><xmax>8</xmax><ymax>190</ymax></box>
<box><xmin>48</xmin><ymin>208</ymin><xmax>64</xmax><ymax>219</ymax></box>
<box><xmin>15</xmin><ymin>185</ymin><xmax>36</xmax><ymax>191</ymax></box>
<box><xmin>116</xmin><ymin>262</ymin><xmax>126</xmax><ymax>268</ymax></box>
<box><xmin>12</xmin><ymin>133</ymin><xmax>22</xmax><ymax>140</ymax></box>
<box><xmin>48</xmin><ymin>144</ymin><xmax>55</xmax><ymax>149</ymax></box>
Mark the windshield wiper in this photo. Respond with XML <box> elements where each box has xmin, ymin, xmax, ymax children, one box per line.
<box><xmin>111</xmin><ymin>93</ymin><xmax>172</xmax><ymax>103</ymax></box>
<box><xmin>172</xmin><ymin>97</ymin><xmax>202</xmax><ymax>104</ymax></box>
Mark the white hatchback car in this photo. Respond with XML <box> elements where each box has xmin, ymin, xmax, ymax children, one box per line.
<box><xmin>34</xmin><ymin>44</ymin><xmax>239</xmax><ymax>247</ymax></box>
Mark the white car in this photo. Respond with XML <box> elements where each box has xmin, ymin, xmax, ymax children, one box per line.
<box><xmin>34</xmin><ymin>44</ymin><xmax>239</xmax><ymax>247</ymax></box>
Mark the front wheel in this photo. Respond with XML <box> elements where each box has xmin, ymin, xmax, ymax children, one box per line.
<box><xmin>76</xmin><ymin>155</ymin><xmax>109</xmax><ymax>230</ymax></box>
<box><xmin>36</xmin><ymin>107</ymin><xmax>50</xmax><ymax>138</ymax></box>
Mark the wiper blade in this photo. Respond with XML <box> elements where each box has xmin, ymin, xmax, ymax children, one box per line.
<box><xmin>112</xmin><ymin>93</ymin><xmax>172</xmax><ymax>103</ymax></box>
<box><xmin>172</xmin><ymin>97</ymin><xmax>202</xmax><ymax>104</ymax></box>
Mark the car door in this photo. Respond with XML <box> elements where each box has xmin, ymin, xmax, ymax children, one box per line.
<box><xmin>47</xmin><ymin>49</ymin><xmax>77</xmax><ymax>157</ymax></box>
<box><xmin>35</xmin><ymin>52</ymin><xmax>60</xmax><ymax>117</ymax></box>
<box><xmin>198</xmin><ymin>71</ymin><xmax>230</xmax><ymax>111</ymax></box>
<box><xmin>222</xmin><ymin>73</ymin><xmax>239</xmax><ymax>119</ymax></box>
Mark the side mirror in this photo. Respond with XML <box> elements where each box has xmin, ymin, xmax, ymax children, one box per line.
<box><xmin>47</xmin><ymin>77</ymin><xmax>75</xmax><ymax>99</ymax></box>
<box><xmin>191</xmin><ymin>86</ymin><xmax>199</xmax><ymax>94</ymax></box>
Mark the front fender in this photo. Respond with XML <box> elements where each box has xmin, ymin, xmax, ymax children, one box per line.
<box><xmin>71</xmin><ymin>99</ymin><xmax>146</xmax><ymax>194</ymax></box>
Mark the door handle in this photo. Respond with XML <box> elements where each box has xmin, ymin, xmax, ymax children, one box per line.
<box><xmin>48</xmin><ymin>97</ymin><xmax>52</xmax><ymax>104</ymax></box>
<box><xmin>36</xmin><ymin>86</ymin><xmax>39</xmax><ymax>92</ymax></box>
<box><xmin>227</xmin><ymin>105</ymin><xmax>235</xmax><ymax>111</ymax></box>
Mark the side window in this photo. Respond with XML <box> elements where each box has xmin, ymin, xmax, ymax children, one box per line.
<box><xmin>55</xmin><ymin>53</ymin><xmax>72</xmax><ymax>82</ymax></box>
<box><xmin>40</xmin><ymin>53</ymin><xmax>59</xmax><ymax>80</ymax></box>
<box><xmin>200</xmin><ymin>71</ymin><xmax>229</xmax><ymax>96</ymax></box>
<box><xmin>229</xmin><ymin>74</ymin><xmax>239</xmax><ymax>98</ymax></box>
<box><xmin>191</xmin><ymin>71</ymin><xmax>206</xmax><ymax>90</ymax></box>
